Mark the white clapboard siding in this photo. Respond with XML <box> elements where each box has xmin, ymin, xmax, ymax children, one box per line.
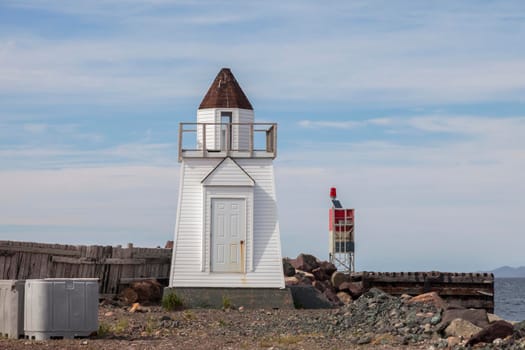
<box><xmin>170</xmin><ymin>157</ymin><xmax>285</xmax><ymax>288</ymax></box>
<box><xmin>197</xmin><ymin>108</ymin><xmax>254</xmax><ymax>151</ymax></box>
<box><xmin>202</xmin><ymin>157</ymin><xmax>254</xmax><ymax>186</ymax></box>
<box><xmin>197</xmin><ymin>108</ymin><xmax>218</xmax><ymax>150</ymax></box>
<box><xmin>236</xmin><ymin>109</ymin><xmax>254</xmax><ymax>151</ymax></box>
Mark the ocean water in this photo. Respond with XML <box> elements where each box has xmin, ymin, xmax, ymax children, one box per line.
<box><xmin>494</xmin><ymin>278</ymin><xmax>525</xmax><ymax>321</ymax></box>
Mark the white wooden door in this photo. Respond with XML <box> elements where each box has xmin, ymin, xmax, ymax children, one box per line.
<box><xmin>211</xmin><ymin>198</ymin><xmax>246</xmax><ymax>272</ymax></box>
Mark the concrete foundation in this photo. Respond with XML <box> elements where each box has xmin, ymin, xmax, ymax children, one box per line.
<box><xmin>163</xmin><ymin>287</ymin><xmax>294</xmax><ymax>309</ymax></box>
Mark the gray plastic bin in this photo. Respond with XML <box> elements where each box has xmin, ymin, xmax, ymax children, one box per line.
<box><xmin>0</xmin><ymin>280</ymin><xmax>25</xmax><ymax>339</ymax></box>
<box><xmin>24</xmin><ymin>279</ymin><xmax>99</xmax><ymax>340</ymax></box>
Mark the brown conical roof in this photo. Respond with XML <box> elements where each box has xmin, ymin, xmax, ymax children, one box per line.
<box><xmin>199</xmin><ymin>68</ymin><xmax>253</xmax><ymax>110</ymax></box>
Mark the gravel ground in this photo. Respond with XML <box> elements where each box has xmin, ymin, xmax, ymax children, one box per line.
<box><xmin>2</xmin><ymin>288</ymin><xmax>523</xmax><ymax>349</ymax></box>
<box><xmin>1</xmin><ymin>306</ymin><xmax>430</xmax><ymax>349</ymax></box>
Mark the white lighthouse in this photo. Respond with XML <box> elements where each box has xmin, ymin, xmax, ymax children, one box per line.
<box><xmin>167</xmin><ymin>69</ymin><xmax>288</xmax><ymax>306</ymax></box>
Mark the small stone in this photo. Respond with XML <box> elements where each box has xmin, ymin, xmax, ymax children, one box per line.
<box><xmin>493</xmin><ymin>338</ymin><xmax>503</xmax><ymax>345</ymax></box>
<box><xmin>238</xmin><ymin>306</ymin><xmax>244</xmax><ymax>312</ymax></box>
<box><xmin>435</xmin><ymin>338</ymin><xmax>448</xmax><ymax>349</ymax></box>
<box><xmin>430</xmin><ymin>313</ymin><xmax>441</xmax><ymax>325</ymax></box>
<box><xmin>104</xmin><ymin>311</ymin><xmax>114</xmax><ymax>317</ymax></box>
<box><xmin>129</xmin><ymin>302</ymin><xmax>141</xmax><ymax>313</ymax></box>
<box><xmin>80</xmin><ymin>340</ymin><xmax>88</xmax><ymax>345</ymax></box>
<box><xmin>400</xmin><ymin>293</ymin><xmax>412</xmax><ymax>300</ymax></box>
<box><xmin>160</xmin><ymin>315</ymin><xmax>172</xmax><ymax>321</ymax></box>
<box><xmin>423</xmin><ymin>323</ymin><xmax>432</xmax><ymax>333</ymax></box>
<box><xmin>357</xmin><ymin>336</ymin><xmax>371</xmax><ymax>345</ymax></box>
<box><xmin>447</xmin><ymin>336</ymin><xmax>461</xmax><ymax>348</ymax></box>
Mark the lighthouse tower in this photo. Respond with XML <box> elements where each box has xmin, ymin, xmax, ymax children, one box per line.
<box><xmin>167</xmin><ymin>68</ymin><xmax>289</xmax><ymax>308</ymax></box>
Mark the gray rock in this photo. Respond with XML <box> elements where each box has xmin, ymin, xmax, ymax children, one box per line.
<box><xmin>357</xmin><ymin>335</ymin><xmax>372</xmax><ymax>345</ymax></box>
<box><xmin>288</xmin><ymin>285</ymin><xmax>334</xmax><ymax>309</ymax></box>
<box><xmin>431</xmin><ymin>312</ymin><xmax>442</xmax><ymax>325</ymax></box>
<box><xmin>515</xmin><ymin>320</ymin><xmax>525</xmax><ymax>339</ymax></box>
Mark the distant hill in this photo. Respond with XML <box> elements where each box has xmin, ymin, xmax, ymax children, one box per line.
<box><xmin>489</xmin><ymin>266</ymin><xmax>525</xmax><ymax>278</ymax></box>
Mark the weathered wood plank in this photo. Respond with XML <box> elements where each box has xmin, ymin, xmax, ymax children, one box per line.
<box><xmin>0</xmin><ymin>245</ymin><xmax>81</xmax><ymax>257</ymax></box>
<box><xmin>362</xmin><ymin>272</ymin><xmax>494</xmax><ymax>284</ymax></box>
<box><xmin>104</xmin><ymin>258</ymin><xmax>146</xmax><ymax>265</ymax></box>
<box><xmin>0</xmin><ymin>240</ymin><xmax>171</xmax><ymax>295</ymax></box>
<box><xmin>51</xmin><ymin>256</ymin><xmax>96</xmax><ymax>265</ymax></box>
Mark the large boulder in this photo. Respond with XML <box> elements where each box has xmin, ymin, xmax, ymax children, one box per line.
<box><xmin>311</xmin><ymin>267</ymin><xmax>329</xmax><ymax>281</ymax></box>
<box><xmin>440</xmin><ymin>308</ymin><xmax>489</xmax><ymax>329</ymax></box>
<box><xmin>290</xmin><ymin>254</ymin><xmax>320</xmax><ymax>273</ymax></box>
<box><xmin>487</xmin><ymin>313</ymin><xmax>504</xmax><ymax>323</ymax></box>
<box><xmin>312</xmin><ymin>280</ymin><xmax>326</xmax><ymax>292</ymax></box>
<box><xmin>288</xmin><ymin>285</ymin><xmax>334</xmax><ymax>309</ymax></box>
<box><xmin>310</xmin><ymin>261</ymin><xmax>337</xmax><ymax>281</ymax></box>
<box><xmin>323</xmin><ymin>288</ymin><xmax>342</xmax><ymax>305</ymax></box>
<box><xmin>319</xmin><ymin>261</ymin><xmax>337</xmax><ymax>277</ymax></box>
<box><xmin>120</xmin><ymin>279</ymin><xmax>162</xmax><ymax>305</ymax></box>
<box><xmin>466</xmin><ymin>320</ymin><xmax>515</xmax><ymax>346</ymax></box>
<box><xmin>284</xmin><ymin>276</ymin><xmax>300</xmax><ymax>286</ymax></box>
<box><xmin>337</xmin><ymin>291</ymin><xmax>352</xmax><ymax>305</ymax></box>
<box><xmin>282</xmin><ymin>258</ymin><xmax>296</xmax><ymax>277</ymax></box>
<box><xmin>295</xmin><ymin>270</ymin><xmax>315</xmax><ymax>285</ymax></box>
<box><xmin>338</xmin><ymin>281</ymin><xmax>364</xmax><ymax>298</ymax></box>
<box><xmin>331</xmin><ymin>271</ymin><xmax>348</xmax><ymax>289</ymax></box>
<box><xmin>444</xmin><ymin>318</ymin><xmax>483</xmax><ymax>339</ymax></box>
<box><xmin>408</xmin><ymin>292</ymin><xmax>447</xmax><ymax>310</ymax></box>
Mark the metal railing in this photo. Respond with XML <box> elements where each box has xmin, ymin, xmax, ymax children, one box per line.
<box><xmin>178</xmin><ymin>122</ymin><xmax>277</xmax><ymax>161</ymax></box>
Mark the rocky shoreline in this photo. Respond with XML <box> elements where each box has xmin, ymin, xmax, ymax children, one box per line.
<box><xmin>1</xmin><ymin>253</ymin><xmax>523</xmax><ymax>349</ymax></box>
<box><xmin>2</xmin><ymin>286</ymin><xmax>523</xmax><ymax>349</ymax></box>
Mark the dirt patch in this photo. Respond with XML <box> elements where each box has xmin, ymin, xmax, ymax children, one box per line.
<box><xmin>1</xmin><ymin>303</ymin><xmax>431</xmax><ymax>350</ymax></box>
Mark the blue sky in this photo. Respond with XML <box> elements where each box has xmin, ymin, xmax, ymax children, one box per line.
<box><xmin>1</xmin><ymin>0</ymin><xmax>524</xmax><ymax>271</ymax></box>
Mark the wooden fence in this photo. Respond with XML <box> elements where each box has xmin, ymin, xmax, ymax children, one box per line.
<box><xmin>0</xmin><ymin>240</ymin><xmax>172</xmax><ymax>296</ymax></box>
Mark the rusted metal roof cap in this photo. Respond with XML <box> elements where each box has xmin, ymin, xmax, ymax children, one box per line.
<box><xmin>199</xmin><ymin>68</ymin><xmax>253</xmax><ymax>110</ymax></box>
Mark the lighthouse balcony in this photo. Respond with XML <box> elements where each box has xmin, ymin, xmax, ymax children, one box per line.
<box><xmin>178</xmin><ymin>122</ymin><xmax>277</xmax><ymax>161</ymax></box>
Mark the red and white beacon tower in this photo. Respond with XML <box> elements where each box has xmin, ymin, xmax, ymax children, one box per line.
<box><xmin>328</xmin><ymin>187</ymin><xmax>355</xmax><ymax>273</ymax></box>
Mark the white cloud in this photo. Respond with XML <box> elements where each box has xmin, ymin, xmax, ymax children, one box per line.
<box><xmin>0</xmin><ymin>2</ymin><xmax>524</xmax><ymax>105</ymax></box>
<box><xmin>1</xmin><ymin>115</ymin><xmax>524</xmax><ymax>270</ymax></box>
<box><xmin>0</xmin><ymin>166</ymin><xmax>179</xmax><ymax>246</ymax></box>
<box><xmin>298</xmin><ymin>120</ymin><xmax>362</xmax><ymax>129</ymax></box>
<box><xmin>0</xmin><ymin>141</ymin><xmax>177</xmax><ymax>169</ymax></box>
<box><xmin>23</xmin><ymin>123</ymin><xmax>48</xmax><ymax>134</ymax></box>
<box><xmin>278</xmin><ymin>115</ymin><xmax>525</xmax><ymax>270</ymax></box>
